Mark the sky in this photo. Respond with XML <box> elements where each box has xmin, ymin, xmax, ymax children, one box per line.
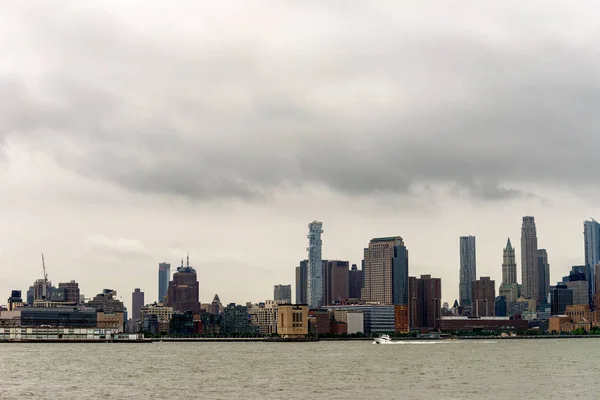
<box><xmin>1</xmin><ymin>1</ymin><xmax>600</xmax><ymax>313</ymax></box>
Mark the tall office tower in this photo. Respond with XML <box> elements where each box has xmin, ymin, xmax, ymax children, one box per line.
<box><xmin>473</xmin><ymin>277</ymin><xmax>496</xmax><ymax>317</ymax></box>
<box><xmin>132</xmin><ymin>288</ymin><xmax>145</xmax><ymax>321</ymax></box>
<box><xmin>306</xmin><ymin>221</ymin><xmax>324</xmax><ymax>309</ymax></box>
<box><xmin>521</xmin><ymin>216</ymin><xmax>539</xmax><ymax>301</ymax></box>
<box><xmin>537</xmin><ymin>249</ymin><xmax>550</xmax><ymax>303</ymax></box>
<box><xmin>361</xmin><ymin>237</ymin><xmax>409</xmax><ymax>305</ymax></box>
<box><xmin>58</xmin><ymin>281</ymin><xmax>80</xmax><ymax>304</ymax></box>
<box><xmin>158</xmin><ymin>262</ymin><xmax>171</xmax><ymax>303</ymax></box>
<box><xmin>551</xmin><ymin>284</ymin><xmax>573</xmax><ymax>315</ymax></box>
<box><xmin>349</xmin><ymin>264</ymin><xmax>363</xmax><ymax>299</ymax></box>
<box><xmin>584</xmin><ymin>219</ymin><xmax>600</xmax><ymax>305</ymax></box>
<box><xmin>502</xmin><ymin>238</ymin><xmax>517</xmax><ymax>284</ymax></box>
<box><xmin>166</xmin><ymin>256</ymin><xmax>200</xmax><ymax>313</ymax></box>
<box><xmin>408</xmin><ymin>275</ymin><xmax>442</xmax><ymax>329</ymax></box>
<box><xmin>322</xmin><ymin>260</ymin><xmax>350</xmax><ymax>305</ymax></box>
<box><xmin>459</xmin><ymin>236</ymin><xmax>476</xmax><ymax>307</ymax></box>
<box><xmin>273</xmin><ymin>285</ymin><xmax>292</xmax><ymax>303</ymax></box>
<box><xmin>295</xmin><ymin>260</ymin><xmax>308</xmax><ymax>304</ymax></box>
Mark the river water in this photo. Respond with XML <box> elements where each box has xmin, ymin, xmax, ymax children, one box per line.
<box><xmin>0</xmin><ymin>339</ymin><xmax>597</xmax><ymax>399</ymax></box>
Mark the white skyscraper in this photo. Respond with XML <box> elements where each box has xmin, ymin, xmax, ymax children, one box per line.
<box><xmin>307</xmin><ymin>221</ymin><xmax>323</xmax><ymax>309</ymax></box>
<box><xmin>459</xmin><ymin>236</ymin><xmax>476</xmax><ymax>307</ymax></box>
<box><xmin>521</xmin><ymin>216</ymin><xmax>538</xmax><ymax>301</ymax></box>
<box><xmin>584</xmin><ymin>219</ymin><xmax>600</xmax><ymax>304</ymax></box>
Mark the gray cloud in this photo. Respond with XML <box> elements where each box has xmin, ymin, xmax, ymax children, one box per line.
<box><xmin>2</xmin><ymin>2</ymin><xmax>600</xmax><ymax>201</ymax></box>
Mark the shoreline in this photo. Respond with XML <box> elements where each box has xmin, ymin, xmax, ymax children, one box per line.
<box><xmin>1</xmin><ymin>335</ymin><xmax>600</xmax><ymax>343</ymax></box>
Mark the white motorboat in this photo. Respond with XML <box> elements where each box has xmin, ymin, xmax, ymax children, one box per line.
<box><xmin>373</xmin><ymin>334</ymin><xmax>392</xmax><ymax>344</ymax></box>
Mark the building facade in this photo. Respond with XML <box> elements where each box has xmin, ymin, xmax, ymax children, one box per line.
<box><xmin>166</xmin><ymin>256</ymin><xmax>200</xmax><ymax>313</ymax></box>
<box><xmin>141</xmin><ymin>303</ymin><xmax>173</xmax><ymax>333</ymax></box>
<box><xmin>361</xmin><ymin>237</ymin><xmax>408</xmax><ymax>305</ymax></box>
<box><xmin>551</xmin><ymin>284</ymin><xmax>573</xmax><ymax>316</ymax></box>
<box><xmin>473</xmin><ymin>277</ymin><xmax>496</xmax><ymax>317</ymax></box>
<box><xmin>521</xmin><ymin>216</ymin><xmax>539</xmax><ymax>301</ymax></box>
<box><xmin>295</xmin><ymin>260</ymin><xmax>308</xmax><ymax>305</ymax></box>
<box><xmin>502</xmin><ymin>238</ymin><xmax>517</xmax><ymax>285</ymax></box>
<box><xmin>349</xmin><ymin>264</ymin><xmax>362</xmax><ymax>299</ymax></box>
<box><xmin>307</xmin><ymin>221</ymin><xmax>324</xmax><ymax>309</ymax></box>
<box><xmin>408</xmin><ymin>275</ymin><xmax>442</xmax><ymax>330</ymax></box>
<box><xmin>158</xmin><ymin>262</ymin><xmax>171</xmax><ymax>303</ymax></box>
<box><xmin>277</xmin><ymin>304</ymin><xmax>309</xmax><ymax>337</ymax></box>
<box><xmin>132</xmin><ymin>288</ymin><xmax>144</xmax><ymax>321</ymax></box>
<box><xmin>273</xmin><ymin>285</ymin><xmax>292</xmax><ymax>304</ymax></box>
<box><xmin>459</xmin><ymin>236</ymin><xmax>476</xmax><ymax>307</ymax></box>
<box><xmin>323</xmin><ymin>260</ymin><xmax>349</xmax><ymax>305</ymax></box>
<box><xmin>537</xmin><ymin>249</ymin><xmax>550</xmax><ymax>303</ymax></box>
<box><xmin>584</xmin><ymin>219</ymin><xmax>600</xmax><ymax>305</ymax></box>
<box><xmin>58</xmin><ymin>281</ymin><xmax>80</xmax><ymax>304</ymax></box>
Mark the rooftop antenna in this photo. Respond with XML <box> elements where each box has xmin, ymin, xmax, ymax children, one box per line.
<box><xmin>186</xmin><ymin>252</ymin><xmax>189</xmax><ymax>267</ymax></box>
<box><xmin>41</xmin><ymin>254</ymin><xmax>48</xmax><ymax>300</ymax></box>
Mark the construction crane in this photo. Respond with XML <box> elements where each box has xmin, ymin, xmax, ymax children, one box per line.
<box><xmin>41</xmin><ymin>253</ymin><xmax>48</xmax><ymax>300</ymax></box>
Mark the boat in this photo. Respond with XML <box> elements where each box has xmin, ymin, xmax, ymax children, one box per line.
<box><xmin>373</xmin><ymin>334</ymin><xmax>393</xmax><ymax>344</ymax></box>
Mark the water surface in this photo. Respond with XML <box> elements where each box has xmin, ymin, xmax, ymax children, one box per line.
<box><xmin>0</xmin><ymin>339</ymin><xmax>596</xmax><ymax>399</ymax></box>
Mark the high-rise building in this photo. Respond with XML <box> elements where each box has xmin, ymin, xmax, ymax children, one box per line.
<box><xmin>361</xmin><ymin>237</ymin><xmax>408</xmax><ymax>305</ymax></box>
<box><xmin>295</xmin><ymin>260</ymin><xmax>308</xmax><ymax>304</ymax></box>
<box><xmin>166</xmin><ymin>256</ymin><xmax>200</xmax><ymax>313</ymax></box>
<box><xmin>502</xmin><ymin>238</ymin><xmax>517</xmax><ymax>285</ymax></box>
<box><xmin>584</xmin><ymin>219</ymin><xmax>600</xmax><ymax>305</ymax></box>
<box><xmin>408</xmin><ymin>275</ymin><xmax>442</xmax><ymax>329</ymax></box>
<box><xmin>551</xmin><ymin>284</ymin><xmax>573</xmax><ymax>316</ymax></box>
<box><xmin>521</xmin><ymin>216</ymin><xmax>539</xmax><ymax>301</ymax></box>
<box><xmin>566</xmin><ymin>272</ymin><xmax>588</xmax><ymax>306</ymax></box>
<box><xmin>349</xmin><ymin>264</ymin><xmax>362</xmax><ymax>299</ymax></box>
<box><xmin>132</xmin><ymin>288</ymin><xmax>144</xmax><ymax>321</ymax></box>
<box><xmin>307</xmin><ymin>221</ymin><xmax>324</xmax><ymax>309</ymax></box>
<box><xmin>87</xmin><ymin>289</ymin><xmax>126</xmax><ymax>314</ymax></box>
<box><xmin>537</xmin><ymin>249</ymin><xmax>550</xmax><ymax>303</ymax></box>
<box><xmin>473</xmin><ymin>277</ymin><xmax>495</xmax><ymax>317</ymax></box>
<box><xmin>274</xmin><ymin>285</ymin><xmax>292</xmax><ymax>303</ymax></box>
<box><xmin>58</xmin><ymin>281</ymin><xmax>80</xmax><ymax>304</ymax></box>
<box><xmin>459</xmin><ymin>236</ymin><xmax>476</xmax><ymax>307</ymax></box>
<box><xmin>323</xmin><ymin>260</ymin><xmax>349</xmax><ymax>305</ymax></box>
<box><xmin>158</xmin><ymin>262</ymin><xmax>171</xmax><ymax>303</ymax></box>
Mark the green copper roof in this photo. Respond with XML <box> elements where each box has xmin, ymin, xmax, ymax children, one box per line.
<box><xmin>506</xmin><ymin>237</ymin><xmax>512</xmax><ymax>251</ymax></box>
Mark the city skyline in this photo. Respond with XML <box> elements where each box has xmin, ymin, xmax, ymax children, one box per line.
<box><xmin>3</xmin><ymin>2</ymin><xmax>600</xmax><ymax>314</ymax></box>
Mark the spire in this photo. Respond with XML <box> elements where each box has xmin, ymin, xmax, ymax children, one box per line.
<box><xmin>181</xmin><ymin>258</ymin><xmax>184</xmax><ymax>268</ymax></box>
<box><xmin>505</xmin><ymin>237</ymin><xmax>512</xmax><ymax>251</ymax></box>
<box><xmin>186</xmin><ymin>252</ymin><xmax>189</xmax><ymax>267</ymax></box>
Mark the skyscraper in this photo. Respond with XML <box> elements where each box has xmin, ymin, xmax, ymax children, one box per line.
<box><xmin>295</xmin><ymin>260</ymin><xmax>308</xmax><ymax>304</ymax></box>
<box><xmin>166</xmin><ymin>256</ymin><xmax>200</xmax><ymax>313</ymax></box>
<box><xmin>349</xmin><ymin>264</ymin><xmax>362</xmax><ymax>299</ymax></box>
<box><xmin>274</xmin><ymin>284</ymin><xmax>292</xmax><ymax>303</ymax></box>
<box><xmin>473</xmin><ymin>277</ymin><xmax>496</xmax><ymax>317</ymax></box>
<box><xmin>502</xmin><ymin>238</ymin><xmax>517</xmax><ymax>285</ymax></box>
<box><xmin>322</xmin><ymin>260</ymin><xmax>349</xmax><ymax>305</ymax></box>
<box><xmin>521</xmin><ymin>216</ymin><xmax>538</xmax><ymax>301</ymax></box>
<box><xmin>537</xmin><ymin>249</ymin><xmax>550</xmax><ymax>303</ymax></box>
<box><xmin>361</xmin><ymin>237</ymin><xmax>408</xmax><ymax>305</ymax></box>
<box><xmin>132</xmin><ymin>288</ymin><xmax>144</xmax><ymax>321</ymax></box>
<box><xmin>408</xmin><ymin>275</ymin><xmax>442</xmax><ymax>329</ymax></box>
<box><xmin>584</xmin><ymin>219</ymin><xmax>600</xmax><ymax>305</ymax></box>
<box><xmin>459</xmin><ymin>236</ymin><xmax>476</xmax><ymax>307</ymax></box>
<box><xmin>158</xmin><ymin>262</ymin><xmax>171</xmax><ymax>303</ymax></box>
<box><xmin>306</xmin><ymin>221</ymin><xmax>323</xmax><ymax>309</ymax></box>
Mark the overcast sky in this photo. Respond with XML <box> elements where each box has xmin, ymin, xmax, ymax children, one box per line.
<box><xmin>1</xmin><ymin>1</ymin><xmax>599</xmax><ymax>312</ymax></box>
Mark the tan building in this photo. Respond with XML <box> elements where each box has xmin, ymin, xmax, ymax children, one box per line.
<box><xmin>97</xmin><ymin>311</ymin><xmax>124</xmax><ymax>332</ymax></box>
<box><xmin>248</xmin><ymin>300</ymin><xmax>281</xmax><ymax>336</ymax></box>
<box><xmin>277</xmin><ymin>304</ymin><xmax>308</xmax><ymax>337</ymax></box>
<box><xmin>548</xmin><ymin>315</ymin><xmax>571</xmax><ymax>334</ymax></box>
<box><xmin>141</xmin><ymin>303</ymin><xmax>173</xmax><ymax>333</ymax></box>
<box><xmin>361</xmin><ymin>237</ymin><xmax>407</xmax><ymax>305</ymax></box>
<box><xmin>566</xmin><ymin>305</ymin><xmax>591</xmax><ymax>324</ymax></box>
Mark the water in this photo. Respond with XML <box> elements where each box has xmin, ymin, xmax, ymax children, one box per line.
<box><xmin>0</xmin><ymin>339</ymin><xmax>597</xmax><ymax>399</ymax></box>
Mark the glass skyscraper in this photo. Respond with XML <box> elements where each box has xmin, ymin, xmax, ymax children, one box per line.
<box><xmin>158</xmin><ymin>262</ymin><xmax>171</xmax><ymax>303</ymax></box>
<box><xmin>584</xmin><ymin>219</ymin><xmax>600</xmax><ymax>304</ymax></box>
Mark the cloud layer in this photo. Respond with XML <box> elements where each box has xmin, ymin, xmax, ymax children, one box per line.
<box><xmin>2</xmin><ymin>1</ymin><xmax>600</xmax><ymax>203</ymax></box>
